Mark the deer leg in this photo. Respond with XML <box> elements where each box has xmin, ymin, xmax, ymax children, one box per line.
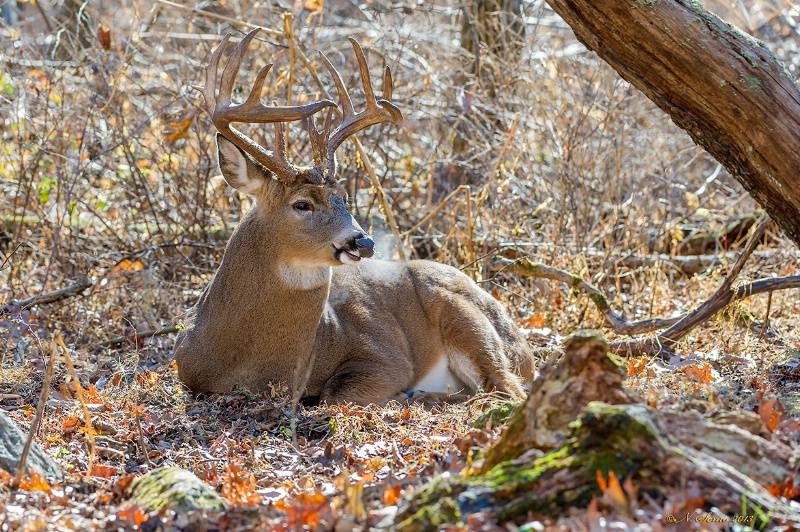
<box><xmin>319</xmin><ymin>357</ymin><xmax>415</xmax><ymax>406</ymax></box>
<box><xmin>439</xmin><ymin>300</ymin><xmax>526</xmax><ymax>400</ymax></box>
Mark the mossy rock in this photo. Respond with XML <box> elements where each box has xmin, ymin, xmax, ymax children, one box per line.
<box><xmin>472</xmin><ymin>402</ymin><xmax>517</xmax><ymax>429</ymax></box>
<box><xmin>392</xmin><ymin>402</ymin><xmax>795</xmax><ymax>531</ymax></box>
<box><xmin>0</xmin><ymin>411</ymin><xmax>63</xmax><ymax>480</ymax></box>
<box><xmin>128</xmin><ymin>466</ymin><xmax>228</xmax><ymax>514</ymax></box>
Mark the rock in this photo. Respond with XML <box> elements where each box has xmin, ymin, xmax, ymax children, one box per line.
<box><xmin>0</xmin><ymin>411</ymin><xmax>63</xmax><ymax>480</ymax></box>
<box><xmin>128</xmin><ymin>467</ymin><xmax>228</xmax><ymax>513</ymax></box>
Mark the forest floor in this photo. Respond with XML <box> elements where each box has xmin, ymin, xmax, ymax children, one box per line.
<box><xmin>2</xmin><ymin>0</ymin><xmax>800</xmax><ymax>530</ymax></box>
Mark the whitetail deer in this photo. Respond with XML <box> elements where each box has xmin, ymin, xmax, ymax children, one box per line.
<box><xmin>174</xmin><ymin>29</ymin><xmax>534</xmax><ymax>405</ymax></box>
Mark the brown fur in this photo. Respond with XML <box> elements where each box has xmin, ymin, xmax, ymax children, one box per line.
<box><xmin>174</xmin><ymin>135</ymin><xmax>534</xmax><ymax>405</ymax></box>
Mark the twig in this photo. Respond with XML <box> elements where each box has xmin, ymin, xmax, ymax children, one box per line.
<box><xmin>134</xmin><ymin>407</ymin><xmax>152</xmax><ymax>467</ymax></box>
<box><xmin>11</xmin><ymin>336</ymin><xmax>57</xmax><ymax>488</ymax></box>
<box><xmin>758</xmin><ymin>291</ymin><xmax>773</xmax><ymax>343</ymax></box>
<box><xmin>404</xmin><ymin>185</ymin><xmax>473</xmax><ymax>236</ymax></box>
<box><xmin>650</xmin><ymin>215</ymin><xmax>768</xmax><ymax>347</ymax></box>
<box><xmin>95</xmin><ymin>324</ymin><xmax>181</xmax><ymax>350</ymax></box>
<box><xmin>0</xmin><ymin>394</ymin><xmax>22</xmax><ymax>400</ymax></box>
<box><xmin>1</xmin><ymin>278</ymin><xmax>92</xmax><ymax>315</ymax></box>
<box><xmin>58</xmin><ymin>334</ymin><xmax>96</xmax><ymax>477</ymax></box>
<box><xmin>491</xmin><ymin>257</ymin><xmax>681</xmax><ymax>335</ymax></box>
<box><xmin>472</xmin><ymin>114</ymin><xmax>520</xmax><ymax>227</ymax></box>
<box><xmin>153</xmin><ymin>0</ymin><xmax>282</xmax><ymax>37</ymax></box>
<box><xmin>284</xmin><ymin>13</ymin><xmax>295</xmax><ymax>153</ymax></box>
<box><xmin>612</xmin><ymin>275</ymin><xmax>800</xmax><ymax>356</ymax></box>
<box><xmin>352</xmin><ymin>137</ymin><xmax>408</xmax><ymax>260</ymax></box>
<box><xmin>613</xmin><ymin>216</ymin><xmax>799</xmax><ymax>357</ymax></box>
<box><xmin>0</xmin><ymin>243</ymin><xmax>20</xmax><ymax>271</ymax></box>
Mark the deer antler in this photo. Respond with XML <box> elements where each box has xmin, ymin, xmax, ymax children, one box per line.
<box><xmin>311</xmin><ymin>37</ymin><xmax>403</xmax><ymax>179</ymax></box>
<box><xmin>196</xmin><ymin>29</ymin><xmax>336</xmax><ymax>183</ymax></box>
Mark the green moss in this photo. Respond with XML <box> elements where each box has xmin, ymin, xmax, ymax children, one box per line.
<box><xmin>128</xmin><ymin>466</ymin><xmax>228</xmax><ymax>514</ymax></box>
<box><xmin>588</xmin><ymin>293</ymin><xmax>610</xmax><ymax>313</ymax></box>
<box><xmin>473</xmin><ymin>402</ymin><xmax>518</xmax><ymax>429</ymax></box>
<box><xmin>397</xmin><ymin>402</ymin><xmax>680</xmax><ymax>528</ymax></box>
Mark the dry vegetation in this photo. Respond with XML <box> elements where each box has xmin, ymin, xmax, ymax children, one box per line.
<box><xmin>1</xmin><ymin>0</ymin><xmax>799</xmax><ymax>530</ymax></box>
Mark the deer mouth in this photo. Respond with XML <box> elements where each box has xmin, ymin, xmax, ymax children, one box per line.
<box><xmin>333</xmin><ymin>245</ymin><xmax>362</xmax><ymax>264</ymax></box>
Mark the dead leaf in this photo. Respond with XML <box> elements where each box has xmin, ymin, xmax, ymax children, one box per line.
<box><xmin>275</xmin><ymin>489</ymin><xmax>330</xmax><ymax>529</ymax></box>
<box><xmin>91</xmin><ymin>464</ymin><xmax>119</xmax><ymax>479</ymax></box>
<box><xmin>518</xmin><ymin>313</ymin><xmax>546</xmax><ymax>329</ymax></box>
<box><xmin>627</xmin><ymin>358</ymin><xmax>647</xmax><ymax>376</ymax></box>
<box><xmin>682</xmin><ymin>363</ymin><xmax>715</xmax><ymax>383</ymax></box>
<box><xmin>96</xmin><ymin>27</ymin><xmax>112</xmax><ymax>50</ymax></box>
<box><xmin>116</xmin><ymin>503</ymin><xmax>147</xmax><ymax>527</ymax></box>
<box><xmin>759</xmin><ymin>397</ymin><xmax>785</xmax><ymax>432</ymax></box>
<box><xmin>382</xmin><ymin>484</ymin><xmax>402</xmax><ymax>506</ymax></box>
<box><xmin>163</xmin><ymin>116</ymin><xmax>194</xmax><ymax>142</ymax></box>
<box><xmin>767</xmin><ymin>476</ymin><xmax>800</xmax><ymax>500</ymax></box>
<box><xmin>221</xmin><ymin>462</ymin><xmax>261</xmax><ymax>507</ymax></box>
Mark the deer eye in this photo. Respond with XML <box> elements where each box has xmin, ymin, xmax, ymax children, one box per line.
<box><xmin>293</xmin><ymin>201</ymin><xmax>313</xmax><ymax>212</ymax></box>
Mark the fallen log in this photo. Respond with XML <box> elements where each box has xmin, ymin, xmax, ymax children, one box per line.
<box><xmin>0</xmin><ymin>277</ymin><xmax>92</xmax><ymax>315</ymax></box>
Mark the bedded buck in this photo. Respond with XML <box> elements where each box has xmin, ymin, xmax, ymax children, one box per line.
<box><xmin>174</xmin><ymin>29</ymin><xmax>534</xmax><ymax>405</ymax></box>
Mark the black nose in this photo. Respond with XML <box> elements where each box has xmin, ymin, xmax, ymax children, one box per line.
<box><xmin>355</xmin><ymin>234</ymin><xmax>375</xmax><ymax>258</ymax></box>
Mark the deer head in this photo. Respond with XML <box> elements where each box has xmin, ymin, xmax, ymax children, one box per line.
<box><xmin>193</xmin><ymin>29</ymin><xmax>402</xmax><ymax>274</ymax></box>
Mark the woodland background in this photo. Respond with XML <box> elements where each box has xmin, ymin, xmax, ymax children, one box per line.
<box><xmin>1</xmin><ymin>0</ymin><xmax>799</xmax><ymax>530</ymax></box>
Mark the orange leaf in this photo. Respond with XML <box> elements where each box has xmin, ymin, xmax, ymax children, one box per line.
<box><xmin>759</xmin><ymin>398</ymin><xmax>785</xmax><ymax>432</ymax></box>
<box><xmin>82</xmin><ymin>384</ymin><xmax>104</xmax><ymax>405</ymax></box>
<box><xmin>6</xmin><ymin>470</ymin><xmax>52</xmax><ymax>492</ymax></box>
<box><xmin>382</xmin><ymin>484</ymin><xmax>402</xmax><ymax>505</ymax></box>
<box><xmin>768</xmin><ymin>477</ymin><xmax>800</xmax><ymax>500</ymax></box>
<box><xmin>518</xmin><ymin>313</ymin><xmax>546</xmax><ymax>329</ymax></box>
<box><xmin>221</xmin><ymin>462</ymin><xmax>261</xmax><ymax>507</ymax></box>
<box><xmin>163</xmin><ymin>116</ymin><xmax>195</xmax><ymax>142</ymax></box>
<box><xmin>627</xmin><ymin>358</ymin><xmax>647</xmax><ymax>376</ymax></box>
<box><xmin>682</xmin><ymin>364</ymin><xmax>715</xmax><ymax>383</ymax></box>
<box><xmin>91</xmin><ymin>464</ymin><xmax>119</xmax><ymax>479</ymax></box>
<box><xmin>136</xmin><ymin>371</ymin><xmax>159</xmax><ymax>386</ymax></box>
<box><xmin>604</xmin><ymin>470</ymin><xmax>627</xmax><ymax>507</ymax></box>
<box><xmin>111</xmin><ymin>259</ymin><xmax>145</xmax><ymax>276</ymax></box>
<box><xmin>275</xmin><ymin>489</ymin><xmax>330</xmax><ymax>529</ymax></box>
<box><xmin>116</xmin><ymin>503</ymin><xmax>147</xmax><ymax>526</ymax></box>
<box><xmin>62</xmin><ymin>416</ymin><xmax>81</xmax><ymax>428</ymax></box>
<box><xmin>596</xmin><ymin>469</ymin><xmax>607</xmax><ymax>491</ymax></box>
<box><xmin>96</xmin><ymin>27</ymin><xmax>112</xmax><ymax>50</ymax></box>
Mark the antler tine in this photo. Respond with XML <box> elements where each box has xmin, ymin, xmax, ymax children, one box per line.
<box><xmin>243</xmin><ymin>63</ymin><xmax>273</xmax><ymax>107</ymax></box>
<box><xmin>202</xmin><ymin>33</ymin><xmax>231</xmax><ymax>111</ymax></box>
<box><xmin>272</xmin><ymin>119</ymin><xmax>287</xmax><ymax>168</ymax></box>
<box><xmin>219</xmin><ymin>29</ymin><xmax>260</xmax><ymax>105</ymax></box>
<box><xmin>200</xmin><ymin>30</ymin><xmax>337</xmax><ymax>183</ymax></box>
<box><xmin>382</xmin><ymin>66</ymin><xmax>393</xmax><ymax>101</ymax></box>
<box><xmin>306</xmin><ymin>108</ymin><xmax>334</xmax><ymax>168</ymax></box>
<box><xmin>319</xmin><ymin>51</ymin><xmax>354</xmax><ymax>117</ymax></box>
<box><xmin>322</xmin><ymin>38</ymin><xmax>403</xmax><ymax>168</ymax></box>
<box><xmin>349</xmin><ymin>37</ymin><xmax>378</xmax><ymax>111</ymax></box>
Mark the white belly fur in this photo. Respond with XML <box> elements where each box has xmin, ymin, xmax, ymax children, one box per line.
<box><xmin>413</xmin><ymin>351</ymin><xmax>480</xmax><ymax>394</ymax></box>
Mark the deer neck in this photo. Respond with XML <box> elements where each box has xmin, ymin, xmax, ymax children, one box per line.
<box><xmin>213</xmin><ymin>210</ymin><xmax>332</xmax><ymax>328</ymax></box>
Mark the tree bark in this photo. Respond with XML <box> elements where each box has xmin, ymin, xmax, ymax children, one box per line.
<box><xmin>545</xmin><ymin>0</ymin><xmax>800</xmax><ymax>248</ymax></box>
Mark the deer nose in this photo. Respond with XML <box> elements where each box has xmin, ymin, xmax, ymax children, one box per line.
<box><xmin>355</xmin><ymin>234</ymin><xmax>375</xmax><ymax>258</ymax></box>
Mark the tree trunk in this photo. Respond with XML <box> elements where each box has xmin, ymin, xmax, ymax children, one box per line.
<box><xmin>545</xmin><ymin>0</ymin><xmax>800</xmax><ymax>248</ymax></box>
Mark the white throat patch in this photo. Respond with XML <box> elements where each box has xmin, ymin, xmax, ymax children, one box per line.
<box><xmin>278</xmin><ymin>263</ymin><xmax>332</xmax><ymax>290</ymax></box>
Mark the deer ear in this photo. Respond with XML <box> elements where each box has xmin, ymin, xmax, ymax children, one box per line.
<box><xmin>216</xmin><ymin>133</ymin><xmax>268</xmax><ymax>195</ymax></box>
